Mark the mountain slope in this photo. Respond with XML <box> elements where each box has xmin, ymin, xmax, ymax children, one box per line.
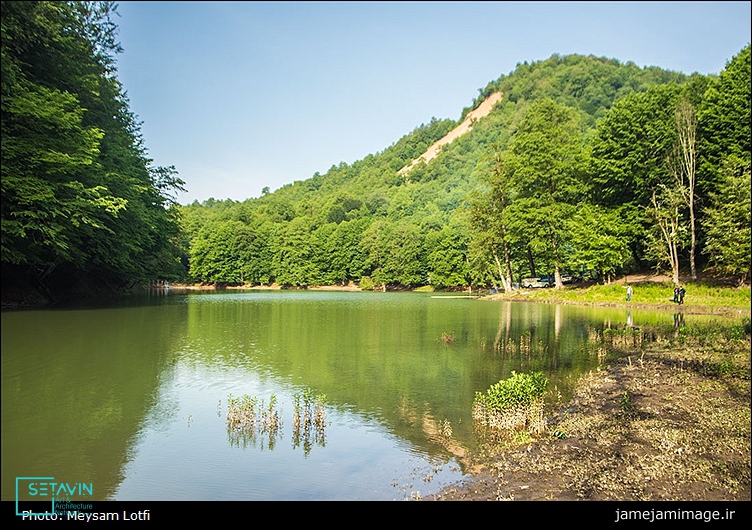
<box><xmin>398</xmin><ymin>92</ymin><xmax>504</xmax><ymax>176</ymax></box>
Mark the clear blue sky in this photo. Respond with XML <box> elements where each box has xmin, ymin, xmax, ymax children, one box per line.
<box><xmin>112</xmin><ymin>1</ymin><xmax>751</xmax><ymax>204</ymax></box>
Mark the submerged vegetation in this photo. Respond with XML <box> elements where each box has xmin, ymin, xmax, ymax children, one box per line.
<box><xmin>226</xmin><ymin>393</ymin><xmax>283</xmax><ymax>450</ymax></box>
<box><xmin>225</xmin><ymin>388</ymin><xmax>328</xmax><ymax>456</ymax></box>
<box><xmin>472</xmin><ymin>371</ymin><xmax>549</xmax><ymax>439</ymax></box>
<box><xmin>292</xmin><ymin>388</ymin><xmax>328</xmax><ymax>456</ymax></box>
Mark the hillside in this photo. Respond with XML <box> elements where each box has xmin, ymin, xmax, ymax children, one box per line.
<box><xmin>398</xmin><ymin>91</ymin><xmax>504</xmax><ymax>176</ymax></box>
<box><xmin>177</xmin><ymin>48</ymin><xmax>750</xmax><ymax>291</ymax></box>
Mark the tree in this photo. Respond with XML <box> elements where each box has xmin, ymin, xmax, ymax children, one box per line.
<box><xmin>702</xmin><ymin>155</ymin><xmax>751</xmax><ymax>285</ymax></box>
<box><xmin>425</xmin><ymin>218</ymin><xmax>471</xmax><ymax>289</ymax></box>
<box><xmin>566</xmin><ymin>203</ymin><xmax>632</xmax><ymax>282</ymax></box>
<box><xmin>645</xmin><ymin>184</ymin><xmax>685</xmax><ymax>286</ymax></box>
<box><xmin>499</xmin><ymin>98</ymin><xmax>587</xmax><ymax>288</ymax></box>
<box><xmin>669</xmin><ymin>97</ymin><xmax>698</xmax><ymax>279</ymax></box>
<box><xmin>590</xmin><ymin>85</ymin><xmax>683</xmax><ymax>208</ymax></box>
<box><xmin>468</xmin><ymin>149</ymin><xmax>515</xmax><ymax>292</ymax></box>
<box><xmin>1</xmin><ymin>1</ymin><xmax>186</xmax><ymax>298</ymax></box>
<box><xmin>273</xmin><ymin>217</ymin><xmax>319</xmax><ymax>287</ymax></box>
<box><xmin>697</xmin><ymin>44</ymin><xmax>750</xmax><ymax>279</ymax></box>
<box><xmin>697</xmin><ymin>45</ymin><xmax>751</xmax><ymax>199</ymax></box>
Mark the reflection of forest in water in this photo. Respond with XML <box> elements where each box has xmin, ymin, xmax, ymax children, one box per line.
<box><xmin>3</xmin><ymin>292</ymin><xmax>721</xmax><ymax>500</ymax></box>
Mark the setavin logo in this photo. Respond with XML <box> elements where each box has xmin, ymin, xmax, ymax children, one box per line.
<box><xmin>15</xmin><ymin>476</ymin><xmax>94</xmax><ymax>517</ymax></box>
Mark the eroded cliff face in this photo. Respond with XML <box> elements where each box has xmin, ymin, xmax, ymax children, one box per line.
<box><xmin>398</xmin><ymin>91</ymin><xmax>503</xmax><ymax>176</ymax></box>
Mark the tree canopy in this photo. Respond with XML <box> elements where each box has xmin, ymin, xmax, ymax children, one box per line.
<box><xmin>176</xmin><ymin>46</ymin><xmax>750</xmax><ymax>289</ymax></box>
<box><xmin>1</xmin><ymin>1</ymin><xmax>186</xmax><ymax>301</ymax></box>
<box><xmin>3</xmin><ymin>2</ymin><xmax>748</xmax><ymax>298</ymax></box>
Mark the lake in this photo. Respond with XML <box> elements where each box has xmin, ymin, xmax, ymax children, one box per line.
<box><xmin>1</xmin><ymin>290</ymin><xmax>715</xmax><ymax>501</ymax></box>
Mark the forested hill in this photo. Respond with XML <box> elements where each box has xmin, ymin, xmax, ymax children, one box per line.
<box><xmin>2</xmin><ymin>2</ymin><xmax>748</xmax><ymax>304</ymax></box>
<box><xmin>178</xmin><ymin>46</ymin><xmax>750</xmax><ymax>290</ymax></box>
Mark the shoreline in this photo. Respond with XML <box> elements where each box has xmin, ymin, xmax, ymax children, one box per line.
<box><xmin>164</xmin><ymin>280</ymin><xmax>750</xmax><ymax>318</ymax></box>
<box><xmin>425</xmin><ymin>320</ymin><xmax>751</xmax><ymax>501</ymax></box>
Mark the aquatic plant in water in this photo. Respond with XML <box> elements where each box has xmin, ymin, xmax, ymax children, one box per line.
<box><xmin>225</xmin><ymin>388</ymin><xmax>328</xmax><ymax>454</ymax></box>
<box><xmin>472</xmin><ymin>371</ymin><xmax>548</xmax><ymax>438</ymax></box>
<box><xmin>226</xmin><ymin>393</ymin><xmax>283</xmax><ymax>450</ymax></box>
<box><xmin>292</xmin><ymin>387</ymin><xmax>328</xmax><ymax>457</ymax></box>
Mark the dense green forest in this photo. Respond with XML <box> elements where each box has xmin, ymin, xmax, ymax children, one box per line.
<box><xmin>1</xmin><ymin>1</ymin><xmax>185</xmax><ymax>302</ymax></box>
<box><xmin>2</xmin><ymin>2</ymin><xmax>750</xmax><ymax>304</ymax></box>
<box><xmin>180</xmin><ymin>45</ymin><xmax>750</xmax><ymax>291</ymax></box>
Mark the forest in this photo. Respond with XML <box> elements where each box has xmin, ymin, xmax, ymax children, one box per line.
<box><xmin>2</xmin><ymin>1</ymin><xmax>750</xmax><ymax>304</ymax></box>
<box><xmin>178</xmin><ymin>44</ymin><xmax>751</xmax><ymax>291</ymax></box>
<box><xmin>1</xmin><ymin>1</ymin><xmax>185</xmax><ymax>302</ymax></box>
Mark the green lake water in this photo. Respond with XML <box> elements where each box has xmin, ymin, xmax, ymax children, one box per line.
<box><xmin>1</xmin><ymin>290</ymin><xmax>717</xmax><ymax>501</ymax></box>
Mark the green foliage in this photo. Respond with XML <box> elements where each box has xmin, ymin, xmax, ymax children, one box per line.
<box><xmin>1</xmin><ymin>1</ymin><xmax>186</xmax><ymax>298</ymax></box>
<box><xmin>589</xmin><ymin>84</ymin><xmax>683</xmax><ymax>209</ymax></box>
<box><xmin>619</xmin><ymin>390</ymin><xmax>632</xmax><ymax>413</ymax></box>
<box><xmin>698</xmin><ymin>45</ymin><xmax>751</xmax><ymax>198</ymax></box>
<box><xmin>473</xmin><ymin>371</ymin><xmax>548</xmax><ymax>414</ymax></box>
<box><xmin>5</xmin><ymin>3</ymin><xmax>747</xmax><ymax>302</ymax></box>
<box><xmin>171</xmin><ymin>50</ymin><xmax>749</xmax><ymax>292</ymax></box>
<box><xmin>702</xmin><ymin>155</ymin><xmax>751</xmax><ymax>284</ymax></box>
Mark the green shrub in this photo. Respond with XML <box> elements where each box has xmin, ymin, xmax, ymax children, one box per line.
<box><xmin>475</xmin><ymin>371</ymin><xmax>548</xmax><ymax>412</ymax></box>
<box><xmin>472</xmin><ymin>371</ymin><xmax>548</xmax><ymax>435</ymax></box>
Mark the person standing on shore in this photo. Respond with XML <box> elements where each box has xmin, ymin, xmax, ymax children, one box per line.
<box><xmin>626</xmin><ymin>285</ymin><xmax>633</xmax><ymax>302</ymax></box>
<box><xmin>679</xmin><ymin>285</ymin><xmax>686</xmax><ymax>305</ymax></box>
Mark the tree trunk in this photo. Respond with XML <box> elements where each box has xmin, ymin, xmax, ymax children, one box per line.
<box><xmin>550</xmin><ymin>230</ymin><xmax>564</xmax><ymax>289</ymax></box>
<box><xmin>651</xmin><ymin>189</ymin><xmax>682</xmax><ymax>286</ymax></box>
<box><xmin>492</xmin><ymin>251</ymin><xmax>511</xmax><ymax>293</ymax></box>
<box><xmin>526</xmin><ymin>247</ymin><xmax>536</xmax><ymax>278</ymax></box>
<box><xmin>503</xmin><ymin>240</ymin><xmax>514</xmax><ymax>291</ymax></box>
<box><xmin>676</xmin><ymin>99</ymin><xmax>698</xmax><ymax>280</ymax></box>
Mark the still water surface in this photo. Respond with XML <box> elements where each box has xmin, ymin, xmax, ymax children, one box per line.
<box><xmin>1</xmin><ymin>290</ymin><xmax>712</xmax><ymax>500</ymax></box>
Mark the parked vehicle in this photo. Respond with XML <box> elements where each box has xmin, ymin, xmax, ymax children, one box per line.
<box><xmin>561</xmin><ymin>273</ymin><xmax>583</xmax><ymax>284</ymax></box>
<box><xmin>521</xmin><ymin>277</ymin><xmax>550</xmax><ymax>288</ymax></box>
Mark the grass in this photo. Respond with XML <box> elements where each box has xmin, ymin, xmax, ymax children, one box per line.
<box><xmin>518</xmin><ymin>280</ymin><xmax>750</xmax><ymax>312</ymax></box>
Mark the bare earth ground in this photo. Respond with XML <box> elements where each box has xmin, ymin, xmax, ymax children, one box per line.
<box><xmin>424</xmin><ymin>315</ymin><xmax>751</xmax><ymax>501</ymax></box>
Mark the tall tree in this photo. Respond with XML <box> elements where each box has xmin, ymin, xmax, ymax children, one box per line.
<box><xmin>646</xmin><ymin>184</ymin><xmax>684</xmax><ymax>286</ymax></box>
<box><xmin>468</xmin><ymin>149</ymin><xmax>515</xmax><ymax>292</ymax></box>
<box><xmin>702</xmin><ymin>155</ymin><xmax>751</xmax><ymax>285</ymax></box>
<box><xmin>1</xmin><ymin>1</ymin><xmax>185</xmax><ymax>299</ymax></box>
<box><xmin>697</xmin><ymin>45</ymin><xmax>751</xmax><ymax>200</ymax></box>
<box><xmin>500</xmin><ymin>98</ymin><xmax>587</xmax><ymax>288</ymax></box>
<box><xmin>670</xmin><ymin>97</ymin><xmax>698</xmax><ymax>279</ymax></box>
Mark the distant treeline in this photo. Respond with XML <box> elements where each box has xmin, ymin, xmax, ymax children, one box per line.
<box><xmin>2</xmin><ymin>2</ymin><xmax>749</xmax><ymax>304</ymax></box>
<box><xmin>179</xmin><ymin>47</ymin><xmax>750</xmax><ymax>289</ymax></box>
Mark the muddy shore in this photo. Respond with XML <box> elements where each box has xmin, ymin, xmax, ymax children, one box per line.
<box><xmin>423</xmin><ymin>316</ymin><xmax>751</xmax><ymax>502</ymax></box>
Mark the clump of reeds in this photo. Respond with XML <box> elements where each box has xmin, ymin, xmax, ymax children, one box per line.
<box><xmin>292</xmin><ymin>387</ymin><xmax>328</xmax><ymax>456</ymax></box>
<box><xmin>226</xmin><ymin>393</ymin><xmax>282</xmax><ymax>449</ymax></box>
<box><xmin>227</xmin><ymin>393</ymin><xmax>258</xmax><ymax>432</ymax></box>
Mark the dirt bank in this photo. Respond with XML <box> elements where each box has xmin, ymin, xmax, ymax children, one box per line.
<box><xmin>424</xmin><ymin>325</ymin><xmax>751</xmax><ymax>501</ymax></box>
